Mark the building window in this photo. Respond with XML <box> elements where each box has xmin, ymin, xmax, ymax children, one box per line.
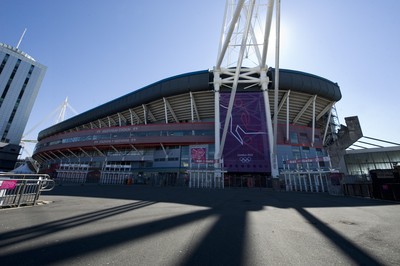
<box><xmin>316</xmin><ymin>148</ymin><xmax>323</xmax><ymax>157</ymax></box>
<box><xmin>290</xmin><ymin>132</ymin><xmax>298</xmax><ymax>144</ymax></box>
<box><xmin>292</xmin><ymin>147</ymin><xmax>301</xmax><ymax>159</ymax></box>
<box><xmin>1</xmin><ymin>65</ymin><xmax>35</xmax><ymax>142</ymax></box>
<box><xmin>0</xmin><ymin>54</ymin><xmax>10</xmax><ymax>75</ymax></box>
<box><xmin>302</xmin><ymin>146</ymin><xmax>310</xmax><ymax>159</ymax></box>
<box><xmin>0</xmin><ymin>59</ymin><xmax>21</xmax><ymax>109</ymax></box>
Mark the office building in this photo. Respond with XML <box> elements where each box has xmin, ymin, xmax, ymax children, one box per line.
<box><xmin>0</xmin><ymin>43</ymin><xmax>46</xmax><ymax>170</ymax></box>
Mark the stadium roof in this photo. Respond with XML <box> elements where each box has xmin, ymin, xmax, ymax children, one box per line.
<box><xmin>346</xmin><ymin>136</ymin><xmax>400</xmax><ymax>153</ymax></box>
<box><xmin>38</xmin><ymin>68</ymin><xmax>341</xmax><ymax>141</ymax></box>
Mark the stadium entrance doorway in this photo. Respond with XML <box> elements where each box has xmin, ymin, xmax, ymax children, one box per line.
<box><xmin>223</xmin><ymin>174</ymin><xmax>268</xmax><ymax>188</ymax></box>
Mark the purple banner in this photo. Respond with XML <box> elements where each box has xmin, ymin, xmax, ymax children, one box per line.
<box><xmin>220</xmin><ymin>92</ymin><xmax>270</xmax><ymax>173</ymax></box>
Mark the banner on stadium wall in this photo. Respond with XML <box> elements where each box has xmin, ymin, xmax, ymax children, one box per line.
<box><xmin>220</xmin><ymin>92</ymin><xmax>271</xmax><ymax>173</ymax></box>
<box><xmin>283</xmin><ymin>156</ymin><xmax>330</xmax><ymax>165</ymax></box>
<box><xmin>191</xmin><ymin>146</ymin><xmax>207</xmax><ymax>163</ymax></box>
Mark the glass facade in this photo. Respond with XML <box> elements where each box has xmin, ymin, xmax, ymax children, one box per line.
<box><xmin>345</xmin><ymin>149</ymin><xmax>400</xmax><ymax>175</ymax></box>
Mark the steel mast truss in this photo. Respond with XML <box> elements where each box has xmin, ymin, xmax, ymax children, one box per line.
<box><xmin>214</xmin><ymin>0</ymin><xmax>279</xmax><ymax>177</ymax></box>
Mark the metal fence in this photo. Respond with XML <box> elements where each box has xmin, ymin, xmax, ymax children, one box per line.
<box><xmin>0</xmin><ymin>174</ymin><xmax>55</xmax><ymax>208</ymax></box>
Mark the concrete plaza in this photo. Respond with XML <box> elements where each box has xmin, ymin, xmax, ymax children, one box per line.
<box><xmin>0</xmin><ymin>185</ymin><xmax>399</xmax><ymax>265</ymax></box>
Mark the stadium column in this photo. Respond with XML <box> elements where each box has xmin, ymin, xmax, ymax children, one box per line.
<box><xmin>311</xmin><ymin>95</ymin><xmax>317</xmax><ymax>147</ymax></box>
<box><xmin>272</xmin><ymin>0</ymin><xmax>281</xmax><ymax>178</ymax></box>
<box><xmin>214</xmin><ymin>70</ymin><xmax>221</xmax><ymax>179</ymax></box>
<box><xmin>260</xmin><ymin>69</ymin><xmax>279</xmax><ymax>178</ymax></box>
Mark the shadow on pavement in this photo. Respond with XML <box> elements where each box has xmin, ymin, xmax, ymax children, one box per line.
<box><xmin>0</xmin><ymin>185</ymin><xmax>398</xmax><ymax>265</ymax></box>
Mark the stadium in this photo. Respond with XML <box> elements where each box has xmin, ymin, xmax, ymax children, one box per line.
<box><xmin>31</xmin><ymin>1</ymin><xmax>348</xmax><ymax>190</ymax></box>
<box><xmin>32</xmin><ymin>68</ymin><xmax>342</xmax><ymax>188</ymax></box>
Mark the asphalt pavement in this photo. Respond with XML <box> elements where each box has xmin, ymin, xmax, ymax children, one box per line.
<box><xmin>0</xmin><ymin>185</ymin><xmax>399</xmax><ymax>266</ymax></box>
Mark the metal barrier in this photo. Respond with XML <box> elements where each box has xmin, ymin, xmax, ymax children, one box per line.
<box><xmin>0</xmin><ymin>174</ymin><xmax>55</xmax><ymax>208</ymax></box>
<box><xmin>342</xmin><ymin>183</ymin><xmax>373</xmax><ymax>198</ymax></box>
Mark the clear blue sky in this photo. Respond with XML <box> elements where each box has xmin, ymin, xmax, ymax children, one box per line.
<box><xmin>1</xmin><ymin>0</ymin><xmax>400</xmax><ymax>157</ymax></box>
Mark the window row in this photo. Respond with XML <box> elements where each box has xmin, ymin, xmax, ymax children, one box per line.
<box><xmin>38</xmin><ymin>129</ymin><xmax>214</xmax><ymax>149</ymax></box>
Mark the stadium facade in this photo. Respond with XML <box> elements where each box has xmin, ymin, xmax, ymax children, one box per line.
<box><xmin>33</xmin><ymin>68</ymin><xmax>342</xmax><ymax>187</ymax></box>
<box><xmin>0</xmin><ymin>43</ymin><xmax>46</xmax><ymax>171</ymax></box>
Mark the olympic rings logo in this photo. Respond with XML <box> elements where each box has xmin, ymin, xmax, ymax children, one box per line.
<box><xmin>239</xmin><ymin>157</ymin><xmax>252</xmax><ymax>163</ymax></box>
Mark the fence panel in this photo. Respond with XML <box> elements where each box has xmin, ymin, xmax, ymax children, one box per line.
<box><xmin>0</xmin><ymin>174</ymin><xmax>55</xmax><ymax>208</ymax></box>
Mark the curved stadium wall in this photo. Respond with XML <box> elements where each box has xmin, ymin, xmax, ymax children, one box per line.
<box><xmin>33</xmin><ymin>68</ymin><xmax>341</xmax><ymax>186</ymax></box>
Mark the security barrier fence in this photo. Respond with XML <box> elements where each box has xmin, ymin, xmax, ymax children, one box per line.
<box><xmin>0</xmin><ymin>174</ymin><xmax>55</xmax><ymax>208</ymax></box>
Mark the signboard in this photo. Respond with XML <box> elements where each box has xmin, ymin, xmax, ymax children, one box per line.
<box><xmin>191</xmin><ymin>147</ymin><xmax>207</xmax><ymax>163</ymax></box>
<box><xmin>284</xmin><ymin>156</ymin><xmax>330</xmax><ymax>165</ymax></box>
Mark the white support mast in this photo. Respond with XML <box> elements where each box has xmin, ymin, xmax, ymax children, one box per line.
<box><xmin>213</xmin><ymin>0</ymin><xmax>280</xmax><ymax>178</ymax></box>
<box><xmin>55</xmin><ymin>97</ymin><xmax>78</xmax><ymax>123</ymax></box>
<box><xmin>16</xmin><ymin>28</ymin><xmax>27</xmax><ymax>49</ymax></box>
<box><xmin>272</xmin><ymin>0</ymin><xmax>281</xmax><ymax>176</ymax></box>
